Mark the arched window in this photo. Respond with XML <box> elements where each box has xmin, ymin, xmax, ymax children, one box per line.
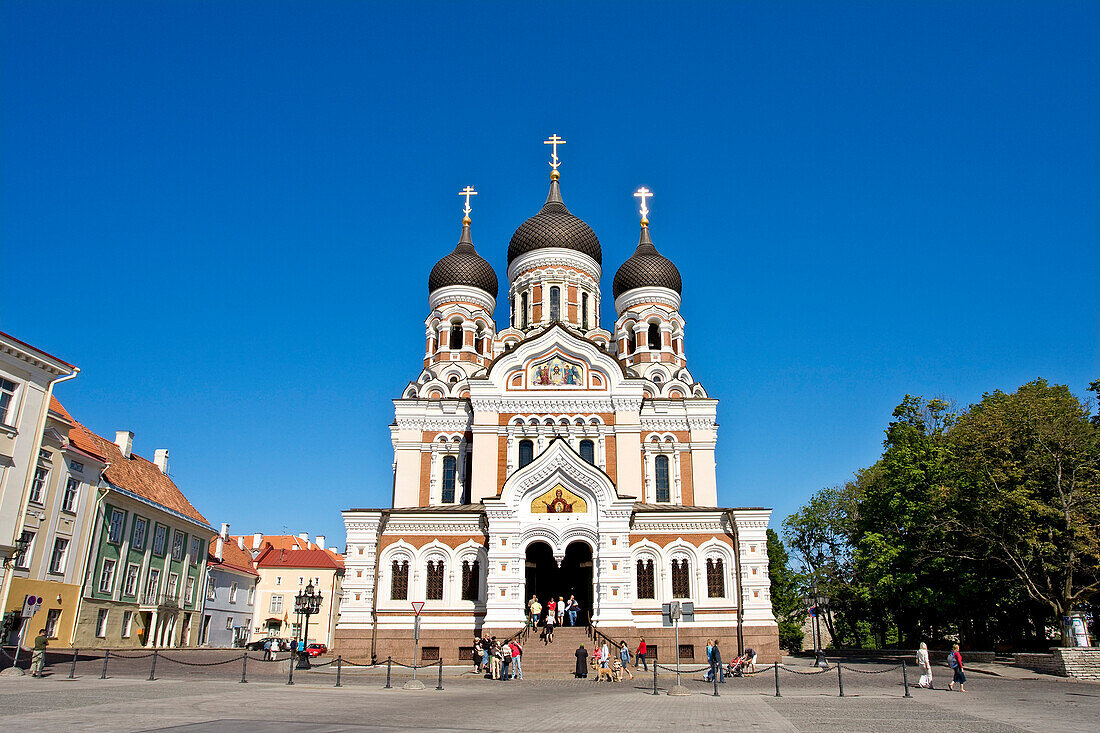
<box><xmin>426</xmin><ymin>560</ymin><xmax>444</xmax><ymax>600</ymax></box>
<box><xmin>450</xmin><ymin>322</ymin><xmax>463</xmax><ymax>350</ymax></box>
<box><xmin>581</xmin><ymin>293</ymin><xmax>589</xmax><ymax>330</ymax></box>
<box><xmin>648</xmin><ymin>322</ymin><xmax>661</xmax><ymax>350</ymax></box>
<box><xmin>511</xmin><ymin>296</ymin><xmax>516</xmax><ymax>327</ymax></box>
<box><xmin>441</xmin><ymin>455</ymin><xmax>457</xmax><ymax>503</ymax></box>
<box><xmin>521</xmin><ymin>292</ymin><xmax>529</xmax><ymax>328</ymax></box>
<box><xmin>518</xmin><ymin>440</ymin><xmax>534</xmax><ymax>468</ymax></box>
<box><xmin>671</xmin><ymin>558</ymin><xmax>690</xmax><ymax>598</ymax></box>
<box><xmin>706</xmin><ymin>557</ymin><xmax>725</xmax><ymax>598</ymax></box>
<box><xmin>462</xmin><ymin>452</ymin><xmax>472</xmax><ymax>504</ymax></box>
<box><xmin>390</xmin><ymin>559</ymin><xmax>409</xmax><ymax>600</ymax></box>
<box><xmin>655</xmin><ymin>455</ymin><xmax>670</xmax><ymax>502</ymax></box>
<box><xmin>549</xmin><ymin>286</ymin><xmax>560</xmax><ymax>321</ymax></box>
<box><xmin>627</xmin><ymin>333</ymin><xmax>636</xmax><ymax>355</ymax></box>
<box><xmin>636</xmin><ymin>558</ymin><xmax>655</xmax><ymax>599</ymax></box>
<box><xmin>579</xmin><ymin>439</ymin><xmax>595</xmax><ymax>464</ymax></box>
<box><xmin>461</xmin><ymin>559</ymin><xmax>480</xmax><ymax>601</ymax></box>
<box><xmin>475</xmin><ymin>327</ymin><xmax>484</xmax><ymax>355</ymax></box>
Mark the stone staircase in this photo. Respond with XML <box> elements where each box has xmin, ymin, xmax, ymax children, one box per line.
<box><xmin>511</xmin><ymin>626</ymin><xmax>593</xmax><ymax>678</ymax></box>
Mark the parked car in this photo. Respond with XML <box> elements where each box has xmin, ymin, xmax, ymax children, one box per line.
<box><xmin>246</xmin><ymin>637</ymin><xmax>284</xmax><ymax>651</ymax></box>
<box><xmin>305</xmin><ymin>643</ymin><xmax>328</xmax><ymax>657</ymax></box>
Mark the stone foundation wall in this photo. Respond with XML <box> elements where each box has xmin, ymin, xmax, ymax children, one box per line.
<box><xmin>1011</xmin><ymin>648</ymin><xmax>1100</xmax><ymax>679</ymax></box>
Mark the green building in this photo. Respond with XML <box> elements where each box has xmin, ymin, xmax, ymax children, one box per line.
<box><xmin>72</xmin><ymin>426</ymin><xmax>212</xmax><ymax>648</ymax></box>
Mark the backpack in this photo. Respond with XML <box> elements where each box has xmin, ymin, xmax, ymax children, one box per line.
<box><xmin>947</xmin><ymin>652</ymin><xmax>957</xmax><ymax>668</ymax></box>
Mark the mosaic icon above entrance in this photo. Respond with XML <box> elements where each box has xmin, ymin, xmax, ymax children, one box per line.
<box><xmin>531</xmin><ymin>484</ymin><xmax>588</xmax><ymax>514</ymax></box>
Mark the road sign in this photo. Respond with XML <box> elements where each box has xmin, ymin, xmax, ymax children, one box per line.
<box><xmin>411</xmin><ymin>601</ymin><xmax>424</xmax><ymax>616</ymax></box>
<box><xmin>21</xmin><ymin>595</ymin><xmax>42</xmax><ymax>619</ymax></box>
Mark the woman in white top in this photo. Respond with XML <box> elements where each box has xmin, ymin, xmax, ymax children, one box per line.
<box><xmin>917</xmin><ymin>641</ymin><xmax>933</xmax><ymax>688</ymax></box>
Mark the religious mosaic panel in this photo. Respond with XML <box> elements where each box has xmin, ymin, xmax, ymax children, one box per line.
<box><xmin>529</xmin><ymin>355</ymin><xmax>584</xmax><ymax>387</ymax></box>
<box><xmin>530</xmin><ymin>484</ymin><xmax>588</xmax><ymax>514</ymax></box>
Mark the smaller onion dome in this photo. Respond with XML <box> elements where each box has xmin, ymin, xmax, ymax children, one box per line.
<box><xmin>428</xmin><ymin>219</ymin><xmax>498</xmax><ymax>298</ymax></box>
<box><xmin>612</xmin><ymin>224</ymin><xmax>682</xmax><ymax>298</ymax></box>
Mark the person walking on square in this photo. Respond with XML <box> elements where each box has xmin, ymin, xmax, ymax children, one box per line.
<box><xmin>556</xmin><ymin>596</ymin><xmax>565</xmax><ymax>627</ymax></box>
<box><xmin>917</xmin><ymin>642</ymin><xmax>933</xmax><ymax>689</ymax></box>
<box><xmin>530</xmin><ymin>598</ymin><xmax>542</xmax><ymax>629</ymax></box>
<box><xmin>511</xmin><ymin>640</ymin><xmax>523</xmax><ymax>680</ymax></box>
<box><xmin>481</xmin><ymin>636</ymin><xmax>491</xmax><ymax>675</ymax></box>
<box><xmin>473</xmin><ymin>637</ymin><xmax>483</xmax><ymax>673</ymax></box>
<box><xmin>712</xmin><ymin>639</ymin><xmax>724</xmax><ymax>683</ymax></box>
<box><xmin>31</xmin><ymin>628</ymin><xmax>48</xmax><ymax>677</ymax></box>
<box><xmin>619</xmin><ymin>641</ymin><xmax>634</xmax><ymax>680</ymax></box>
<box><xmin>575</xmin><ymin>644</ymin><xmax>588</xmax><ymax>678</ymax></box>
<box><xmin>704</xmin><ymin>639</ymin><xmax>714</xmax><ymax>681</ymax></box>
<box><xmin>263</xmin><ymin>638</ymin><xmax>272</xmax><ymax>661</ymax></box>
<box><xmin>947</xmin><ymin>644</ymin><xmax>966</xmax><ymax>692</ymax></box>
<box><xmin>544</xmin><ymin>602</ymin><xmax>555</xmax><ymax>644</ymax></box>
<box><xmin>636</xmin><ymin>637</ymin><xmax>648</xmax><ymax>671</ymax></box>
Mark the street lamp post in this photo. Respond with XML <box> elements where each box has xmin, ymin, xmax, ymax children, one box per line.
<box><xmin>293</xmin><ymin>581</ymin><xmax>323</xmax><ymax>670</ymax></box>
<box><xmin>803</xmin><ymin>583</ymin><xmax>829</xmax><ymax>669</ymax></box>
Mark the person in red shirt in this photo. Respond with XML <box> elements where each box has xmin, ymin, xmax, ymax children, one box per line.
<box><xmin>636</xmin><ymin>637</ymin><xmax>648</xmax><ymax>671</ymax></box>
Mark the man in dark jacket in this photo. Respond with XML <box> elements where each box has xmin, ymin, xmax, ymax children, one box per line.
<box><xmin>574</xmin><ymin>644</ymin><xmax>588</xmax><ymax>678</ymax></box>
<box><xmin>712</xmin><ymin>639</ymin><xmax>724</xmax><ymax>683</ymax></box>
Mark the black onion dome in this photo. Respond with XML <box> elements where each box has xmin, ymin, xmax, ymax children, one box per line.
<box><xmin>612</xmin><ymin>226</ymin><xmax>682</xmax><ymax>298</ymax></box>
<box><xmin>428</xmin><ymin>222</ymin><xmax>498</xmax><ymax>298</ymax></box>
<box><xmin>507</xmin><ymin>178</ymin><xmax>602</xmax><ymax>265</ymax></box>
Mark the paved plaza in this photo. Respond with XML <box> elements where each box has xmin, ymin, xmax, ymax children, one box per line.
<box><xmin>1</xmin><ymin>656</ymin><xmax>1098</xmax><ymax>732</ymax></box>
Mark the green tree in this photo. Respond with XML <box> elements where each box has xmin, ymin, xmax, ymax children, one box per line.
<box><xmin>767</xmin><ymin>528</ymin><xmax>807</xmax><ymax>651</ymax></box>
<box><xmin>949</xmin><ymin>379</ymin><xmax>1100</xmax><ymax>645</ymax></box>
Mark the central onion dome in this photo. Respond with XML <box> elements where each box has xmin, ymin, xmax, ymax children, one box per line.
<box><xmin>507</xmin><ymin>176</ymin><xmax>601</xmax><ymax>265</ymax></box>
<box><xmin>428</xmin><ymin>219</ymin><xmax>498</xmax><ymax>297</ymax></box>
<box><xmin>612</xmin><ymin>224</ymin><xmax>682</xmax><ymax>298</ymax></box>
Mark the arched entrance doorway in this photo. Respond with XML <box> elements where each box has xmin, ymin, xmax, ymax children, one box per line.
<box><xmin>524</xmin><ymin>540</ymin><xmax>593</xmax><ymax>626</ymax></box>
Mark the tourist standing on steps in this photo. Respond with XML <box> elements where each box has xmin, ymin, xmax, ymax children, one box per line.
<box><xmin>556</xmin><ymin>596</ymin><xmax>565</xmax><ymax>627</ymax></box>
<box><xmin>566</xmin><ymin>595</ymin><xmax>579</xmax><ymax>626</ymax></box>
<box><xmin>501</xmin><ymin>638</ymin><xmax>512</xmax><ymax>680</ymax></box>
<box><xmin>31</xmin><ymin>628</ymin><xmax>48</xmax><ymax>677</ymax></box>
<box><xmin>619</xmin><ymin>641</ymin><xmax>634</xmax><ymax>680</ymax></box>
<box><xmin>947</xmin><ymin>644</ymin><xmax>966</xmax><ymax>692</ymax></box>
<box><xmin>544</xmin><ymin>601</ymin><xmax>556</xmax><ymax>643</ymax></box>
<box><xmin>917</xmin><ymin>642</ymin><xmax>933</xmax><ymax>688</ymax></box>
<box><xmin>528</xmin><ymin>595</ymin><xmax>539</xmax><ymax>627</ymax></box>
<box><xmin>636</xmin><ymin>637</ymin><xmax>648</xmax><ymax>671</ymax></box>
<box><xmin>575</xmin><ymin>644</ymin><xmax>588</xmax><ymax>678</ymax></box>
<box><xmin>490</xmin><ymin>637</ymin><xmax>502</xmax><ymax>679</ymax></box>
<box><xmin>511</xmin><ymin>640</ymin><xmax>523</xmax><ymax>679</ymax></box>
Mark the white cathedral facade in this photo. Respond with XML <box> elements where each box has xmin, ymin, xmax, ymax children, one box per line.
<box><xmin>336</xmin><ymin>142</ymin><xmax>777</xmax><ymax>665</ymax></box>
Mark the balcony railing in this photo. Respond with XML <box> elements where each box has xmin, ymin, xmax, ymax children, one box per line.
<box><xmin>140</xmin><ymin>589</ymin><xmax>180</xmax><ymax>607</ymax></box>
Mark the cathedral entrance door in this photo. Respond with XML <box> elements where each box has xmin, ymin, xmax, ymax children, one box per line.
<box><xmin>524</xmin><ymin>540</ymin><xmax>593</xmax><ymax>626</ymax></box>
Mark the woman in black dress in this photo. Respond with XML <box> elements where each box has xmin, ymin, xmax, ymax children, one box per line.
<box><xmin>575</xmin><ymin>644</ymin><xmax>588</xmax><ymax>678</ymax></box>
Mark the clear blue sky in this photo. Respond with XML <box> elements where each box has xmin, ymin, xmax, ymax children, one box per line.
<box><xmin>4</xmin><ymin>2</ymin><xmax>1097</xmax><ymax>548</ymax></box>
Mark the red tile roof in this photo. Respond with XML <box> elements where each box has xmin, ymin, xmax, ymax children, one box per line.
<box><xmin>255</xmin><ymin>545</ymin><xmax>345</xmax><ymax>570</ymax></box>
<box><xmin>49</xmin><ymin>397</ymin><xmax>107</xmax><ymax>461</ymax></box>
<box><xmin>80</xmin><ymin>426</ymin><xmax>210</xmax><ymax>528</ymax></box>
<box><xmin>207</xmin><ymin>536</ymin><xmax>259</xmax><ymax>577</ymax></box>
<box><xmin>232</xmin><ymin>534</ymin><xmax>343</xmax><ymax>563</ymax></box>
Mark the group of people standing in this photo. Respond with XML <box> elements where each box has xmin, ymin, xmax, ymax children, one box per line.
<box><xmin>528</xmin><ymin>594</ymin><xmax>581</xmax><ymax>642</ymax></box>
<box><xmin>473</xmin><ymin>635</ymin><xmax>523</xmax><ymax>680</ymax></box>
<box><xmin>573</xmin><ymin>638</ymin><xmax>647</xmax><ymax>680</ymax></box>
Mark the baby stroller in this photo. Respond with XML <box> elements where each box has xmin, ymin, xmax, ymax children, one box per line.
<box><xmin>725</xmin><ymin>654</ymin><xmax>748</xmax><ymax>677</ymax></box>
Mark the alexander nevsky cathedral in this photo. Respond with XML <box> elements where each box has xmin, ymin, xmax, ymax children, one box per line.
<box><xmin>336</xmin><ymin>137</ymin><xmax>777</xmax><ymax>667</ymax></box>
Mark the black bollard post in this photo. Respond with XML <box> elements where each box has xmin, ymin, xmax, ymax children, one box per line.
<box><xmin>713</xmin><ymin>667</ymin><xmax>719</xmax><ymax>697</ymax></box>
<box><xmin>68</xmin><ymin>648</ymin><xmax>78</xmax><ymax>679</ymax></box>
<box><xmin>148</xmin><ymin>649</ymin><xmax>158</xmax><ymax>681</ymax></box>
<box><xmin>384</xmin><ymin>656</ymin><xmax>392</xmax><ymax>688</ymax></box>
<box><xmin>335</xmin><ymin>655</ymin><xmax>342</xmax><ymax>687</ymax></box>
<box><xmin>837</xmin><ymin>662</ymin><xmax>845</xmax><ymax>697</ymax></box>
<box><xmin>100</xmin><ymin>649</ymin><xmax>110</xmax><ymax>679</ymax></box>
<box><xmin>240</xmin><ymin>653</ymin><xmax>248</xmax><ymax>683</ymax></box>
<box><xmin>902</xmin><ymin>659</ymin><xmax>911</xmax><ymax>698</ymax></box>
<box><xmin>774</xmin><ymin>662</ymin><xmax>781</xmax><ymax>697</ymax></box>
<box><xmin>437</xmin><ymin>658</ymin><xmax>444</xmax><ymax>690</ymax></box>
<box><xmin>287</xmin><ymin>652</ymin><xmax>295</xmax><ymax>686</ymax></box>
<box><xmin>652</xmin><ymin>661</ymin><xmax>659</xmax><ymax>695</ymax></box>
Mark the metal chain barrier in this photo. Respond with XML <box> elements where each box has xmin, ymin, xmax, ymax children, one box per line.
<box><xmin>158</xmin><ymin>653</ymin><xmax>247</xmax><ymax>666</ymax></box>
<box><xmin>841</xmin><ymin>663</ymin><xmax>904</xmax><ymax>674</ymax></box>
<box><xmin>654</xmin><ymin>663</ymin><xmax>711</xmax><ymax>674</ymax></box>
<box><xmin>778</xmin><ymin>663</ymin><xmax>833</xmax><ymax>674</ymax></box>
<box><xmin>108</xmin><ymin>651</ymin><xmax>156</xmax><ymax>659</ymax></box>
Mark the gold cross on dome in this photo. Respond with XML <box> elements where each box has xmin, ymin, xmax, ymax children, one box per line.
<box><xmin>543</xmin><ymin>134</ymin><xmax>567</xmax><ymax>170</ymax></box>
<box><xmin>634</xmin><ymin>187</ymin><xmax>653</xmax><ymax>223</ymax></box>
<box><xmin>459</xmin><ymin>185</ymin><xmax>477</xmax><ymax>219</ymax></box>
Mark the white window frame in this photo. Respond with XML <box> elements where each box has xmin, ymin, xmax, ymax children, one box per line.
<box><xmin>206</xmin><ymin>577</ymin><xmax>216</xmax><ymax>601</ymax></box>
<box><xmin>131</xmin><ymin>516</ymin><xmax>147</xmax><ymax>551</ymax></box>
<box><xmin>247</xmin><ymin>586</ymin><xmax>255</xmax><ymax>605</ymax></box>
<box><xmin>49</xmin><ymin>537</ymin><xmax>69</xmax><ymax>574</ymax></box>
<box><xmin>189</xmin><ymin>537</ymin><xmax>201</xmax><ymax>565</ymax></box>
<box><xmin>152</xmin><ymin>524</ymin><xmax>168</xmax><ymax>555</ymax></box>
<box><xmin>226</xmin><ymin>615</ymin><xmax>234</xmax><ymax>630</ymax></box>
<box><xmin>99</xmin><ymin>557</ymin><xmax>117</xmax><ymax>593</ymax></box>
<box><xmin>145</xmin><ymin>567</ymin><xmax>161</xmax><ymax>601</ymax></box>
<box><xmin>0</xmin><ymin>377</ymin><xmax>19</xmax><ymax>426</ymax></box>
<box><xmin>44</xmin><ymin>608</ymin><xmax>61</xmax><ymax>638</ymax></box>
<box><xmin>108</xmin><ymin>508</ymin><xmax>125</xmax><ymax>544</ymax></box>
<box><xmin>61</xmin><ymin>477</ymin><xmax>80</xmax><ymax>512</ymax></box>
<box><xmin>122</xmin><ymin>610</ymin><xmax>133</xmax><ymax>638</ymax></box>
<box><xmin>171</xmin><ymin>531</ymin><xmax>186</xmax><ymax>561</ymax></box>
<box><xmin>29</xmin><ymin>466</ymin><xmax>48</xmax><ymax>504</ymax></box>
<box><xmin>123</xmin><ymin>563</ymin><xmax>140</xmax><ymax>596</ymax></box>
<box><xmin>270</xmin><ymin>594</ymin><xmax>283</xmax><ymax>614</ymax></box>
<box><xmin>185</xmin><ymin>576</ymin><xmax>195</xmax><ymax>604</ymax></box>
<box><xmin>14</xmin><ymin>530</ymin><xmax>34</xmax><ymax>569</ymax></box>
<box><xmin>167</xmin><ymin>572</ymin><xmax>180</xmax><ymax>599</ymax></box>
<box><xmin>229</xmin><ymin>581</ymin><xmax>238</xmax><ymax>603</ymax></box>
<box><xmin>95</xmin><ymin>609</ymin><xmax>109</xmax><ymax>638</ymax></box>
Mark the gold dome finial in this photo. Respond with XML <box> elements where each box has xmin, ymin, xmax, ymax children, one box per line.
<box><xmin>544</xmin><ymin>134</ymin><xmax>566</xmax><ymax>177</ymax></box>
<box><xmin>634</xmin><ymin>186</ymin><xmax>653</xmax><ymax>228</ymax></box>
<box><xmin>459</xmin><ymin>185</ymin><xmax>477</xmax><ymax>225</ymax></box>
